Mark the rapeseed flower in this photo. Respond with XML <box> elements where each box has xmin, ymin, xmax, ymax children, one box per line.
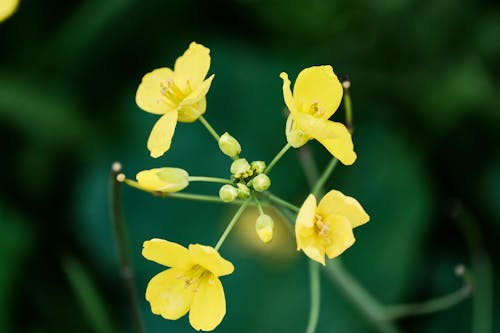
<box><xmin>0</xmin><ymin>0</ymin><xmax>18</xmax><ymax>22</ymax></box>
<box><xmin>143</xmin><ymin>239</ymin><xmax>234</xmax><ymax>331</ymax></box>
<box><xmin>295</xmin><ymin>190</ymin><xmax>369</xmax><ymax>265</ymax></box>
<box><xmin>136</xmin><ymin>42</ymin><xmax>214</xmax><ymax>158</ymax></box>
<box><xmin>280</xmin><ymin>66</ymin><xmax>356</xmax><ymax>165</ymax></box>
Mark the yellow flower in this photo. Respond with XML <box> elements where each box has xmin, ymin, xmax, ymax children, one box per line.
<box><xmin>0</xmin><ymin>0</ymin><xmax>19</xmax><ymax>22</ymax></box>
<box><xmin>135</xmin><ymin>167</ymin><xmax>189</xmax><ymax>193</ymax></box>
<box><xmin>280</xmin><ymin>66</ymin><xmax>356</xmax><ymax>165</ymax></box>
<box><xmin>143</xmin><ymin>239</ymin><xmax>234</xmax><ymax>331</ymax></box>
<box><xmin>136</xmin><ymin>42</ymin><xmax>215</xmax><ymax>158</ymax></box>
<box><xmin>295</xmin><ymin>190</ymin><xmax>369</xmax><ymax>265</ymax></box>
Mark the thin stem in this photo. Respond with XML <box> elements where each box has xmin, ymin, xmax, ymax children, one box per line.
<box><xmin>383</xmin><ymin>285</ymin><xmax>472</xmax><ymax>320</ymax></box>
<box><xmin>324</xmin><ymin>260</ymin><xmax>400</xmax><ymax>333</ymax></box>
<box><xmin>297</xmin><ymin>146</ymin><xmax>320</xmax><ymax>189</ymax></box>
<box><xmin>265</xmin><ymin>192</ymin><xmax>300</xmax><ymax>213</ymax></box>
<box><xmin>166</xmin><ymin>192</ymin><xmax>242</xmax><ymax>205</ymax></box>
<box><xmin>311</xmin><ymin>158</ymin><xmax>339</xmax><ymax>198</ymax></box>
<box><xmin>344</xmin><ymin>91</ymin><xmax>353</xmax><ymax>132</ymax></box>
<box><xmin>198</xmin><ymin>115</ymin><xmax>220</xmax><ymax>142</ymax></box>
<box><xmin>305</xmin><ymin>261</ymin><xmax>321</xmax><ymax>333</ymax></box>
<box><xmin>265</xmin><ymin>143</ymin><xmax>291</xmax><ymax>174</ymax></box>
<box><xmin>188</xmin><ymin>176</ymin><xmax>232</xmax><ymax>185</ymax></box>
<box><xmin>109</xmin><ymin>163</ymin><xmax>145</xmax><ymax>333</ymax></box>
<box><xmin>215</xmin><ymin>199</ymin><xmax>251</xmax><ymax>250</ymax></box>
<box><xmin>254</xmin><ymin>196</ymin><xmax>265</xmax><ymax>215</ymax></box>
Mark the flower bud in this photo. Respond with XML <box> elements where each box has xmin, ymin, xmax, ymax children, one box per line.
<box><xmin>219</xmin><ymin>184</ymin><xmax>238</xmax><ymax>202</ymax></box>
<box><xmin>252</xmin><ymin>174</ymin><xmax>271</xmax><ymax>192</ymax></box>
<box><xmin>218</xmin><ymin>132</ymin><xmax>241</xmax><ymax>158</ymax></box>
<box><xmin>136</xmin><ymin>167</ymin><xmax>189</xmax><ymax>193</ymax></box>
<box><xmin>230</xmin><ymin>158</ymin><xmax>251</xmax><ymax>177</ymax></box>
<box><xmin>251</xmin><ymin>161</ymin><xmax>266</xmax><ymax>174</ymax></box>
<box><xmin>255</xmin><ymin>214</ymin><xmax>274</xmax><ymax>243</ymax></box>
<box><xmin>236</xmin><ymin>183</ymin><xmax>250</xmax><ymax>199</ymax></box>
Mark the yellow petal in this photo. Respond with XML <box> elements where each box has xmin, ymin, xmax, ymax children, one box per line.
<box><xmin>145</xmin><ymin>268</ymin><xmax>194</xmax><ymax>320</ymax></box>
<box><xmin>324</xmin><ymin>215</ymin><xmax>355</xmax><ymax>259</ymax></box>
<box><xmin>136</xmin><ymin>68</ymin><xmax>175</xmax><ymax>115</ymax></box>
<box><xmin>285</xmin><ymin>115</ymin><xmax>310</xmax><ymax>148</ymax></box>
<box><xmin>298</xmin><ymin>234</ymin><xmax>325</xmax><ymax>265</ymax></box>
<box><xmin>279</xmin><ymin>72</ymin><xmax>298</xmax><ymax>114</ymax></box>
<box><xmin>174</xmin><ymin>42</ymin><xmax>211</xmax><ymax>87</ymax></box>
<box><xmin>178</xmin><ymin>98</ymin><xmax>206</xmax><ymax>123</ymax></box>
<box><xmin>295</xmin><ymin>194</ymin><xmax>317</xmax><ymax>252</ymax></box>
<box><xmin>293</xmin><ymin>113</ymin><xmax>356</xmax><ymax>165</ymax></box>
<box><xmin>142</xmin><ymin>239</ymin><xmax>193</xmax><ymax>268</ymax></box>
<box><xmin>0</xmin><ymin>0</ymin><xmax>18</xmax><ymax>22</ymax></box>
<box><xmin>188</xmin><ymin>244</ymin><xmax>234</xmax><ymax>277</ymax></box>
<box><xmin>136</xmin><ymin>168</ymin><xmax>189</xmax><ymax>193</ymax></box>
<box><xmin>189</xmin><ymin>274</ymin><xmax>226</xmax><ymax>331</ymax></box>
<box><xmin>293</xmin><ymin>66</ymin><xmax>343</xmax><ymax>119</ymax></box>
<box><xmin>317</xmin><ymin>190</ymin><xmax>370</xmax><ymax>228</ymax></box>
<box><xmin>147</xmin><ymin>110</ymin><xmax>178</xmax><ymax>158</ymax></box>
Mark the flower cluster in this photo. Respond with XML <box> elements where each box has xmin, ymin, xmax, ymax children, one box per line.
<box><xmin>119</xmin><ymin>42</ymin><xmax>370</xmax><ymax>331</ymax></box>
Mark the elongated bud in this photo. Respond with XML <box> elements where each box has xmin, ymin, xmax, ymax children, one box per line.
<box><xmin>136</xmin><ymin>167</ymin><xmax>189</xmax><ymax>193</ymax></box>
<box><xmin>255</xmin><ymin>214</ymin><xmax>274</xmax><ymax>243</ymax></box>
<box><xmin>236</xmin><ymin>183</ymin><xmax>250</xmax><ymax>199</ymax></box>
<box><xmin>251</xmin><ymin>161</ymin><xmax>266</xmax><ymax>174</ymax></box>
<box><xmin>219</xmin><ymin>184</ymin><xmax>238</xmax><ymax>202</ymax></box>
<box><xmin>218</xmin><ymin>132</ymin><xmax>241</xmax><ymax>158</ymax></box>
<box><xmin>231</xmin><ymin>158</ymin><xmax>251</xmax><ymax>178</ymax></box>
<box><xmin>252</xmin><ymin>174</ymin><xmax>271</xmax><ymax>192</ymax></box>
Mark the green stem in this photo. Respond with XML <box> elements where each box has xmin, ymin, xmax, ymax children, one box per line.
<box><xmin>265</xmin><ymin>192</ymin><xmax>300</xmax><ymax>213</ymax></box>
<box><xmin>311</xmin><ymin>158</ymin><xmax>338</xmax><ymax>198</ymax></box>
<box><xmin>265</xmin><ymin>143</ymin><xmax>291</xmax><ymax>174</ymax></box>
<box><xmin>324</xmin><ymin>260</ymin><xmax>399</xmax><ymax>333</ymax></box>
<box><xmin>297</xmin><ymin>146</ymin><xmax>320</xmax><ymax>189</ymax></box>
<box><xmin>254</xmin><ymin>196</ymin><xmax>265</xmax><ymax>215</ymax></box>
<box><xmin>383</xmin><ymin>285</ymin><xmax>472</xmax><ymax>320</ymax></box>
<box><xmin>188</xmin><ymin>176</ymin><xmax>232</xmax><ymax>184</ymax></box>
<box><xmin>344</xmin><ymin>91</ymin><xmax>353</xmax><ymax>132</ymax></box>
<box><xmin>109</xmin><ymin>163</ymin><xmax>145</xmax><ymax>333</ymax></box>
<box><xmin>305</xmin><ymin>261</ymin><xmax>321</xmax><ymax>333</ymax></box>
<box><xmin>215</xmin><ymin>199</ymin><xmax>251</xmax><ymax>250</ymax></box>
<box><xmin>166</xmin><ymin>192</ymin><xmax>242</xmax><ymax>205</ymax></box>
<box><xmin>198</xmin><ymin>115</ymin><xmax>220</xmax><ymax>142</ymax></box>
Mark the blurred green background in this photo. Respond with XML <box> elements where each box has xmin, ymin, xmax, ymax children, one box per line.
<box><xmin>1</xmin><ymin>0</ymin><xmax>499</xmax><ymax>332</ymax></box>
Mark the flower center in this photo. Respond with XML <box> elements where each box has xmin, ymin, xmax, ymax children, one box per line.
<box><xmin>160</xmin><ymin>79</ymin><xmax>192</xmax><ymax>106</ymax></box>
<box><xmin>177</xmin><ymin>265</ymin><xmax>209</xmax><ymax>291</ymax></box>
<box><xmin>314</xmin><ymin>214</ymin><xmax>330</xmax><ymax>244</ymax></box>
<box><xmin>308</xmin><ymin>101</ymin><xmax>324</xmax><ymax>117</ymax></box>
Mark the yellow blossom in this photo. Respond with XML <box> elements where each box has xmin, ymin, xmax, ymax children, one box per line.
<box><xmin>0</xmin><ymin>0</ymin><xmax>19</xmax><ymax>22</ymax></box>
<box><xmin>132</xmin><ymin>167</ymin><xmax>189</xmax><ymax>193</ymax></box>
<box><xmin>280</xmin><ymin>66</ymin><xmax>356</xmax><ymax>165</ymax></box>
<box><xmin>136</xmin><ymin>42</ymin><xmax>215</xmax><ymax>158</ymax></box>
<box><xmin>295</xmin><ymin>190</ymin><xmax>369</xmax><ymax>265</ymax></box>
<box><xmin>143</xmin><ymin>239</ymin><xmax>234</xmax><ymax>331</ymax></box>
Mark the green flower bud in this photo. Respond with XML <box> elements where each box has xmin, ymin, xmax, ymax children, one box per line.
<box><xmin>219</xmin><ymin>184</ymin><xmax>238</xmax><ymax>202</ymax></box>
<box><xmin>255</xmin><ymin>214</ymin><xmax>274</xmax><ymax>243</ymax></box>
<box><xmin>218</xmin><ymin>132</ymin><xmax>241</xmax><ymax>158</ymax></box>
<box><xmin>252</xmin><ymin>174</ymin><xmax>271</xmax><ymax>192</ymax></box>
<box><xmin>236</xmin><ymin>183</ymin><xmax>250</xmax><ymax>199</ymax></box>
<box><xmin>251</xmin><ymin>160</ymin><xmax>266</xmax><ymax>174</ymax></box>
<box><xmin>230</xmin><ymin>158</ymin><xmax>251</xmax><ymax>177</ymax></box>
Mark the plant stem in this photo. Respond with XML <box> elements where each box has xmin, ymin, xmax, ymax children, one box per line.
<box><xmin>344</xmin><ymin>91</ymin><xmax>353</xmax><ymax>132</ymax></box>
<box><xmin>324</xmin><ymin>260</ymin><xmax>399</xmax><ymax>333</ymax></box>
<box><xmin>265</xmin><ymin>143</ymin><xmax>291</xmax><ymax>174</ymax></box>
<box><xmin>109</xmin><ymin>163</ymin><xmax>145</xmax><ymax>333</ymax></box>
<box><xmin>215</xmin><ymin>199</ymin><xmax>251</xmax><ymax>250</ymax></box>
<box><xmin>297</xmin><ymin>145</ymin><xmax>320</xmax><ymax>189</ymax></box>
<box><xmin>311</xmin><ymin>158</ymin><xmax>338</xmax><ymax>198</ymax></box>
<box><xmin>383</xmin><ymin>285</ymin><xmax>472</xmax><ymax>320</ymax></box>
<box><xmin>198</xmin><ymin>115</ymin><xmax>220</xmax><ymax>142</ymax></box>
<box><xmin>166</xmin><ymin>192</ymin><xmax>241</xmax><ymax>205</ymax></box>
<box><xmin>306</xmin><ymin>261</ymin><xmax>321</xmax><ymax>333</ymax></box>
<box><xmin>188</xmin><ymin>176</ymin><xmax>233</xmax><ymax>184</ymax></box>
<box><xmin>254</xmin><ymin>196</ymin><xmax>264</xmax><ymax>215</ymax></box>
<box><xmin>264</xmin><ymin>192</ymin><xmax>300</xmax><ymax>213</ymax></box>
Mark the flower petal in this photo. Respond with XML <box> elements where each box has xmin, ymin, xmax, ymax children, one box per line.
<box><xmin>142</xmin><ymin>239</ymin><xmax>194</xmax><ymax>268</ymax></box>
<box><xmin>147</xmin><ymin>110</ymin><xmax>178</xmax><ymax>158</ymax></box>
<box><xmin>293</xmin><ymin>113</ymin><xmax>356</xmax><ymax>165</ymax></box>
<box><xmin>286</xmin><ymin>115</ymin><xmax>310</xmax><ymax>148</ymax></box>
<box><xmin>188</xmin><ymin>244</ymin><xmax>234</xmax><ymax>277</ymax></box>
<box><xmin>324</xmin><ymin>215</ymin><xmax>355</xmax><ymax>259</ymax></box>
<box><xmin>293</xmin><ymin>66</ymin><xmax>343</xmax><ymax>119</ymax></box>
<box><xmin>279</xmin><ymin>72</ymin><xmax>298</xmax><ymax>114</ymax></box>
<box><xmin>298</xmin><ymin>234</ymin><xmax>325</xmax><ymax>265</ymax></box>
<box><xmin>174</xmin><ymin>42</ymin><xmax>211</xmax><ymax>87</ymax></box>
<box><xmin>0</xmin><ymin>0</ymin><xmax>19</xmax><ymax>22</ymax></box>
<box><xmin>317</xmin><ymin>190</ymin><xmax>370</xmax><ymax>228</ymax></box>
<box><xmin>189</xmin><ymin>274</ymin><xmax>226</xmax><ymax>331</ymax></box>
<box><xmin>136</xmin><ymin>168</ymin><xmax>189</xmax><ymax>193</ymax></box>
<box><xmin>136</xmin><ymin>68</ymin><xmax>175</xmax><ymax>115</ymax></box>
<box><xmin>178</xmin><ymin>98</ymin><xmax>207</xmax><ymax>123</ymax></box>
<box><xmin>145</xmin><ymin>268</ymin><xmax>194</xmax><ymax>320</ymax></box>
<box><xmin>296</xmin><ymin>194</ymin><xmax>317</xmax><ymax>230</ymax></box>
